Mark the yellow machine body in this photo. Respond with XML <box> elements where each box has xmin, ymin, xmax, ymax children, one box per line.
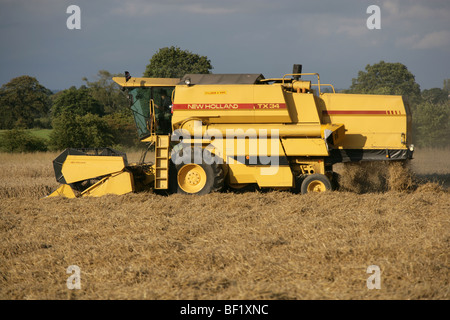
<box><xmin>47</xmin><ymin>66</ymin><xmax>413</xmax><ymax>197</ymax></box>
<box><xmin>60</xmin><ymin>155</ymin><xmax>127</xmax><ymax>184</ymax></box>
<box><xmin>319</xmin><ymin>93</ymin><xmax>412</xmax><ymax>150</ymax></box>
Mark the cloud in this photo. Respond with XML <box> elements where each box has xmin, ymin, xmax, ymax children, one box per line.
<box><xmin>109</xmin><ymin>0</ymin><xmax>239</xmax><ymax>17</ymax></box>
<box><xmin>415</xmin><ymin>31</ymin><xmax>450</xmax><ymax>49</ymax></box>
<box><xmin>292</xmin><ymin>12</ymin><xmax>374</xmax><ymax>43</ymax></box>
<box><xmin>381</xmin><ymin>0</ymin><xmax>450</xmax><ymax>50</ymax></box>
<box><xmin>400</xmin><ymin>30</ymin><xmax>450</xmax><ymax>49</ymax></box>
<box><xmin>335</xmin><ymin>17</ymin><xmax>369</xmax><ymax>38</ymax></box>
<box><xmin>109</xmin><ymin>1</ymin><xmax>162</xmax><ymax>16</ymax></box>
<box><xmin>1</xmin><ymin>0</ymin><xmax>449</xmax><ymax>90</ymax></box>
<box><xmin>375</xmin><ymin>1</ymin><xmax>450</xmax><ymax>50</ymax></box>
<box><xmin>384</xmin><ymin>0</ymin><xmax>450</xmax><ymax>21</ymax></box>
<box><xmin>184</xmin><ymin>4</ymin><xmax>236</xmax><ymax>15</ymax></box>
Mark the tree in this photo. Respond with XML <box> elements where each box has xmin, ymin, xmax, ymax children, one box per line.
<box><xmin>345</xmin><ymin>61</ymin><xmax>421</xmax><ymax>104</ymax></box>
<box><xmin>103</xmin><ymin>109</ymin><xmax>139</xmax><ymax>147</ymax></box>
<box><xmin>443</xmin><ymin>79</ymin><xmax>450</xmax><ymax>92</ymax></box>
<box><xmin>413</xmin><ymin>100</ymin><xmax>450</xmax><ymax>147</ymax></box>
<box><xmin>144</xmin><ymin>46</ymin><xmax>213</xmax><ymax>78</ymax></box>
<box><xmin>82</xmin><ymin>70</ymin><xmax>129</xmax><ymax>114</ymax></box>
<box><xmin>0</xmin><ymin>76</ymin><xmax>52</xmax><ymax>129</ymax></box>
<box><xmin>51</xmin><ymin>86</ymin><xmax>104</xmax><ymax>118</ymax></box>
<box><xmin>48</xmin><ymin>112</ymin><xmax>114</xmax><ymax>150</ymax></box>
<box><xmin>422</xmin><ymin>88</ymin><xmax>449</xmax><ymax>105</ymax></box>
<box><xmin>82</xmin><ymin>70</ymin><xmax>140</xmax><ymax>147</ymax></box>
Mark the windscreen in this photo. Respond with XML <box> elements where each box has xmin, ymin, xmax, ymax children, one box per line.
<box><xmin>127</xmin><ymin>87</ymin><xmax>174</xmax><ymax>138</ymax></box>
<box><xmin>128</xmin><ymin>87</ymin><xmax>152</xmax><ymax>139</ymax></box>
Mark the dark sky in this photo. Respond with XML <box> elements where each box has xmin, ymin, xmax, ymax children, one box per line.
<box><xmin>0</xmin><ymin>0</ymin><xmax>449</xmax><ymax>91</ymax></box>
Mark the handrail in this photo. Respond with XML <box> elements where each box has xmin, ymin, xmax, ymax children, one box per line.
<box><xmin>149</xmin><ymin>99</ymin><xmax>156</xmax><ymax>134</ymax></box>
<box><xmin>311</xmin><ymin>83</ymin><xmax>335</xmax><ymax>94</ymax></box>
<box><xmin>282</xmin><ymin>73</ymin><xmax>325</xmax><ymax>94</ymax></box>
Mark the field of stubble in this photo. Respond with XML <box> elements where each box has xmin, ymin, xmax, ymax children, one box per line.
<box><xmin>0</xmin><ymin>148</ymin><xmax>448</xmax><ymax>300</ymax></box>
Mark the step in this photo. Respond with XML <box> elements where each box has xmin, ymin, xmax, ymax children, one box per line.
<box><xmin>154</xmin><ymin>135</ymin><xmax>170</xmax><ymax>190</ymax></box>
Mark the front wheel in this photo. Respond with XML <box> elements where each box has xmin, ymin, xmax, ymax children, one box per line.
<box><xmin>171</xmin><ymin>147</ymin><xmax>224</xmax><ymax>195</ymax></box>
<box><xmin>301</xmin><ymin>174</ymin><xmax>332</xmax><ymax>194</ymax></box>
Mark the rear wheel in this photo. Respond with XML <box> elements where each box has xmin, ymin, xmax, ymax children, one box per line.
<box><xmin>171</xmin><ymin>147</ymin><xmax>224</xmax><ymax>195</ymax></box>
<box><xmin>301</xmin><ymin>174</ymin><xmax>332</xmax><ymax>194</ymax></box>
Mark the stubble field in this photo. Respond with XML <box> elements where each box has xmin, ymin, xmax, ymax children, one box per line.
<box><xmin>0</xmin><ymin>148</ymin><xmax>448</xmax><ymax>300</ymax></box>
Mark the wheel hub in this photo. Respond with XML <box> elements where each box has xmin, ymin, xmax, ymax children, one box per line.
<box><xmin>177</xmin><ymin>164</ymin><xmax>207</xmax><ymax>193</ymax></box>
<box><xmin>307</xmin><ymin>181</ymin><xmax>326</xmax><ymax>192</ymax></box>
<box><xmin>186</xmin><ymin>171</ymin><xmax>201</xmax><ymax>185</ymax></box>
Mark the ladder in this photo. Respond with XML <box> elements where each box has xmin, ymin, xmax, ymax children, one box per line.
<box><xmin>154</xmin><ymin>135</ymin><xmax>170</xmax><ymax>189</ymax></box>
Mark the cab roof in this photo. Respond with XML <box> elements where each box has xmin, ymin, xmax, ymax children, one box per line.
<box><xmin>180</xmin><ymin>73</ymin><xmax>265</xmax><ymax>85</ymax></box>
<box><xmin>112</xmin><ymin>77</ymin><xmax>180</xmax><ymax>87</ymax></box>
<box><xmin>112</xmin><ymin>73</ymin><xmax>266</xmax><ymax>87</ymax></box>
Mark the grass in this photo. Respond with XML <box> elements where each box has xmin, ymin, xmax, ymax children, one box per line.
<box><xmin>0</xmin><ymin>147</ymin><xmax>448</xmax><ymax>300</ymax></box>
<box><xmin>28</xmin><ymin>129</ymin><xmax>53</xmax><ymax>141</ymax></box>
<box><xmin>0</xmin><ymin>129</ymin><xmax>53</xmax><ymax>141</ymax></box>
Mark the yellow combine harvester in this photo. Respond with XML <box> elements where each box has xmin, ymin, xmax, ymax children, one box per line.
<box><xmin>47</xmin><ymin>65</ymin><xmax>414</xmax><ymax>198</ymax></box>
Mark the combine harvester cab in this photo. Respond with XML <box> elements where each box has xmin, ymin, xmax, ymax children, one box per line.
<box><xmin>47</xmin><ymin>65</ymin><xmax>414</xmax><ymax>198</ymax></box>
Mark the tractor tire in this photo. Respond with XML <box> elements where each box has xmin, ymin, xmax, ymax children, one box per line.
<box><xmin>171</xmin><ymin>147</ymin><xmax>224</xmax><ymax>195</ymax></box>
<box><xmin>300</xmin><ymin>173</ymin><xmax>332</xmax><ymax>194</ymax></box>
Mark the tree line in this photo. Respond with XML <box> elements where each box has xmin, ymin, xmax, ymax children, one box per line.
<box><xmin>0</xmin><ymin>50</ymin><xmax>448</xmax><ymax>152</ymax></box>
<box><xmin>0</xmin><ymin>47</ymin><xmax>212</xmax><ymax>152</ymax></box>
<box><xmin>0</xmin><ymin>71</ymin><xmax>136</xmax><ymax>152</ymax></box>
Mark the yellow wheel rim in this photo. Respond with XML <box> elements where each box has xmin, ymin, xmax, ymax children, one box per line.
<box><xmin>177</xmin><ymin>164</ymin><xmax>207</xmax><ymax>193</ymax></box>
<box><xmin>307</xmin><ymin>180</ymin><xmax>327</xmax><ymax>193</ymax></box>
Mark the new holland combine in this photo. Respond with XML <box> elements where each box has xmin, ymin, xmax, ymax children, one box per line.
<box><xmin>47</xmin><ymin>65</ymin><xmax>414</xmax><ymax>198</ymax></box>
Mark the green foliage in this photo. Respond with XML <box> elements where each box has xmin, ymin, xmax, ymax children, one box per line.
<box><xmin>49</xmin><ymin>70</ymin><xmax>140</xmax><ymax>150</ymax></box>
<box><xmin>0</xmin><ymin>129</ymin><xmax>48</xmax><ymax>152</ymax></box>
<box><xmin>422</xmin><ymin>88</ymin><xmax>449</xmax><ymax>105</ymax></box>
<box><xmin>443</xmin><ymin>79</ymin><xmax>450</xmax><ymax>92</ymax></box>
<box><xmin>51</xmin><ymin>86</ymin><xmax>104</xmax><ymax>118</ymax></box>
<box><xmin>48</xmin><ymin>112</ymin><xmax>114</xmax><ymax>150</ymax></box>
<box><xmin>0</xmin><ymin>76</ymin><xmax>52</xmax><ymax>129</ymax></box>
<box><xmin>144</xmin><ymin>46</ymin><xmax>213</xmax><ymax>78</ymax></box>
<box><xmin>103</xmin><ymin>109</ymin><xmax>139</xmax><ymax>148</ymax></box>
<box><xmin>413</xmin><ymin>100</ymin><xmax>450</xmax><ymax>147</ymax></box>
<box><xmin>345</xmin><ymin>61</ymin><xmax>421</xmax><ymax>104</ymax></box>
<box><xmin>33</xmin><ymin>116</ymin><xmax>52</xmax><ymax>129</ymax></box>
<box><xmin>82</xmin><ymin>70</ymin><xmax>129</xmax><ymax>114</ymax></box>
